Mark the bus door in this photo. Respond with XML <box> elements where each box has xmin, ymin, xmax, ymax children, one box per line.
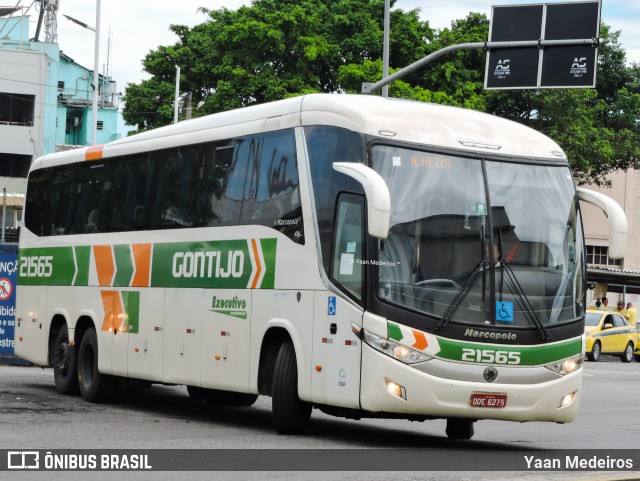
<box><xmin>310</xmin><ymin>194</ymin><xmax>364</xmax><ymax>409</ymax></box>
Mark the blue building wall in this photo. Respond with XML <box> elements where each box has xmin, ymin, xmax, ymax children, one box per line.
<box><xmin>0</xmin><ymin>15</ymin><xmax>120</xmax><ymax>155</ymax></box>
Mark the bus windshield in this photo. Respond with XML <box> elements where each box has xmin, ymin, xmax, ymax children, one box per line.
<box><xmin>373</xmin><ymin>145</ymin><xmax>584</xmax><ymax>328</ymax></box>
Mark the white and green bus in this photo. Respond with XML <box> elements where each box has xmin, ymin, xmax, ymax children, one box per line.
<box><xmin>15</xmin><ymin>94</ymin><xmax>626</xmax><ymax>439</ymax></box>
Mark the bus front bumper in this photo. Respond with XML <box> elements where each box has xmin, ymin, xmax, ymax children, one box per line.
<box><xmin>360</xmin><ymin>344</ymin><xmax>581</xmax><ymax>424</ymax></box>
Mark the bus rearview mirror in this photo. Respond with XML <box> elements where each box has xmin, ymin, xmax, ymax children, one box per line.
<box><xmin>577</xmin><ymin>187</ymin><xmax>628</xmax><ymax>259</ymax></box>
<box><xmin>333</xmin><ymin>162</ymin><xmax>390</xmax><ymax>239</ymax></box>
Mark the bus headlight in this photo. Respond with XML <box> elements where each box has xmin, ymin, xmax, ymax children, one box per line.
<box><xmin>363</xmin><ymin>330</ymin><xmax>431</xmax><ymax>364</ymax></box>
<box><xmin>544</xmin><ymin>354</ymin><xmax>584</xmax><ymax>376</ymax></box>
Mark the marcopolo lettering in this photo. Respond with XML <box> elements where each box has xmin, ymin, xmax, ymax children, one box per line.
<box><xmin>464</xmin><ymin>328</ymin><xmax>517</xmax><ymax>341</ymax></box>
<box><xmin>172</xmin><ymin>250</ymin><xmax>244</xmax><ymax>279</ymax></box>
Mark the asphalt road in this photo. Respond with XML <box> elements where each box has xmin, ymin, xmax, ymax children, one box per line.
<box><xmin>0</xmin><ymin>357</ymin><xmax>639</xmax><ymax>481</ymax></box>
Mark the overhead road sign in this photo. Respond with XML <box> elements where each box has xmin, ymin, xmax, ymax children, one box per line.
<box><xmin>362</xmin><ymin>0</ymin><xmax>600</xmax><ymax>95</ymax></box>
<box><xmin>485</xmin><ymin>1</ymin><xmax>601</xmax><ymax>89</ymax></box>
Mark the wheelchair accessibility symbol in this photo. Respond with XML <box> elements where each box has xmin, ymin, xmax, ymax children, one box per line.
<box><xmin>496</xmin><ymin>301</ymin><xmax>513</xmax><ymax>322</ymax></box>
<box><xmin>328</xmin><ymin>296</ymin><xmax>337</xmax><ymax>316</ymax></box>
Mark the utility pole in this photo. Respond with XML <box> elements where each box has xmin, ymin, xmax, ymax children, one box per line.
<box><xmin>173</xmin><ymin>65</ymin><xmax>180</xmax><ymax>124</ymax></box>
<box><xmin>91</xmin><ymin>0</ymin><xmax>101</xmax><ymax>146</ymax></box>
<box><xmin>382</xmin><ymin>0</ymin><xmax>390</xmax><ymax>98</ymax></box>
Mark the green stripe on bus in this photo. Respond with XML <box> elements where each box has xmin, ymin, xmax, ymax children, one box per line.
<box><xmin>73</xmin><ymin>246</ymin><xmax>90</xmax><ymax>286</ymax></box>
<box><xmin>18</xmin><ymin>247</ymin><xmax>76</xmax><ymax>286</ymax></box>
<box><xmin>259</xmin><ymin>238</ymin><xmax>277</xmax><ymax>289</ymax></box>
<box><xmin>113</xmin><ymin>244</ymin><xmax>134</xmax><ymax>287</ymax></box>
<box><xmin>19</xmin><ymin>238</ymin><xmax>278</xmax><ymax>289</ymax></box>
<box><xmin>435</xmin><ymin>337</ymin><xmax>582</xmax><ymax>366</ymax></box>
<box><xmin>388</xmin><ymin>323</ymin><xmax>404</xmax><ymax>342</ymax></box>
<box><xmin>122</xmin><ymin>291</ymin><xmax>140</xmax><ymax>334</ymax></box>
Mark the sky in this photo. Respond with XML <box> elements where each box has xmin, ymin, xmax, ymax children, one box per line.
<box><xmin>14</xmin><ymin>0</ymin><xmax>640</xmax><ymax>94</ymax></box>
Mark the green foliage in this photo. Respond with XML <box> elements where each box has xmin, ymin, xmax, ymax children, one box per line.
<box><xmin>122</xmin><ymin>1</ymin><xmax>640</xmax><ymax>183</ymax></box>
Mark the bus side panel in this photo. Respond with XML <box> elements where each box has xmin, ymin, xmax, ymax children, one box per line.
<box><xmin>93</xmin><ymin>288</ymin><xmax>128</xmax><ymax>377</ymax></box>
<box><xmin>162</xmin><ymin>288</ymin><xmax>202</xmax><ymax>385</ymax></box>
<box><xmin>310</xmin><ymin>294</ymin><xmax>362</xmax><ymax>409</ymax></box>
<box><xmin>14</xmin><ymin>286</ymin><xmax>48</xmax><ymax>366</ymax></box>
<box><xmin>200</xmin><ymin>289</ymin><xmax>252</xmax><ymax>392</ymax></box>
<box><xmin>128</xmin><ymin>288</ymin><xmax>164</xmax><ymax>382</ymax></box>
<box><xmin>250</xmin><ymin>290</ymin><xmax>314</xmax><ymax>400</ymax></box>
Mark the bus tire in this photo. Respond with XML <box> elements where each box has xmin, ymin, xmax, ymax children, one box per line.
<box><xmin>272</xmin><ymin>341</ymin><xmax>311</xmax><ymax>434</ymax></box>
<box><xmin>77</xmin><ymin>327</ymin><xmax>117</xmax><ymax>403</ymax></box>
<box><xmin>53</xmin><ymin>324</ymin><xmax>79</xmax><ymax>395</ymax></box>
<box><xmin>446</xmin><ymin>418</ymin><xmax>475</xmax><ymax>440</ymax></box>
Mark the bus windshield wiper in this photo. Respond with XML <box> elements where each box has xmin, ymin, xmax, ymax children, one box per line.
<box><xmin>435</xmin><ymin>258</ymin><xmax>486</xmax><ymax>331</ymax></box>
<box><xmin>499</xmin><ymin>262</ymin><xmax>551</xmax><ymax>341</ymax></box>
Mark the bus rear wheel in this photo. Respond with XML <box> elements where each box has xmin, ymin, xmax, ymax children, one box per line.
<box><xmin>446</xmin><ymin>418</ymin><xmax>475</xmax><ymax>440</ymax></box>
<box><xmin>272</xmin><ymin>341</ymin><xmax>311</xmax><ymax>434</ymax></box>
<box><xmin>77</xmin><ymin>327</ymin><xmax>117</xmax><ymax>403</ymax></box>
<box><xmin>53</xmin><ymin>324</ymin><xmax>79</xmax><ymax>395</ymax></box>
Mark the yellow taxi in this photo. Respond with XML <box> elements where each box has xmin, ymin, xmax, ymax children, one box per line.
<box><xmin>585</xmin><ymin>309</ymin><xmax>637</xmax><ymax>362</ymax></box>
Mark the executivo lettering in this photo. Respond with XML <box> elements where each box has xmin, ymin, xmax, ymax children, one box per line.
<box><xmin>210</xmin><ymin>295</ymin><xmax>249</xmax><ymax>320</ymax></box>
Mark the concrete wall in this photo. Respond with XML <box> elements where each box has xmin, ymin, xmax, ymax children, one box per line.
<box><xmin>0</xmin><ymin>49</ymin><xmax>47</xmax><ymax>158</ymax></box>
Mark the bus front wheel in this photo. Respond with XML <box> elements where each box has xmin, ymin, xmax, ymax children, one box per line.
<box><xmin>446</xmin><ymin>418</ymin><xmax>475</xmax><ymax>440</ymax></box>
<box><xmin>272</xmin><ymin>341</ymin><xmax>311</xmax><ymax>434</ymax></box>
<box><xmin>53</xmin><ymin>324</ymin><xmax>79</xmax><ymax>395</ymax></box>
<box><xmin>77</xmin><ymin>327</ymin><xmax>117</xmax><ymax>403</ymax></box>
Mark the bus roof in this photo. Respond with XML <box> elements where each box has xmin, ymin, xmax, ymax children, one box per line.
<box><xmin>33</xmin><ymin>94</ymin><xmax>566</xmax><ymax>170</ymax></box>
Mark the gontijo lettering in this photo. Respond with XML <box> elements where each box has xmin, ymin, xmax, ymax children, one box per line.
<box><xmin>172</xmin><ymin>250</ymin><xmax>244</xmax><ymax>278</ymax></box>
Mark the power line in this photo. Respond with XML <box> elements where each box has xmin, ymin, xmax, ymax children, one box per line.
<box><xmin>0</xmin><ymin>75</ymin><xmax>94</xmax><ymax>94</ymax></box>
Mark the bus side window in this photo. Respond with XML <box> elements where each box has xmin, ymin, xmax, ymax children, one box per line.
<box><xmin>305</xmin><ymin>126</ymin><xmax>366</xmax><ymax>276</ymax></box>
<box><xmin>331</xmin><ymin>194</ymin><xmax>365</xmax><ymax>302</ymax></box>
<box><xmin>195</xmin><ymin>140</ymin><xmax>246</xmax><ymax>226</ymax></box>
<box><xmin>150</xmin><ymin>146</ymin><xmax>200</xmax><ymax>228</ymax></box>
<box><xmin>241</xmin><ymin>130</ymin><xmax>303</xmax><ymax>243</ymax></box>
<box><xmin>70</xmin><ymin>163</ymin><xmax>109</xmax><ymax>234</ymax></box>
<box><xmin>24</xmin><ymin>168</ymin><xmax>52</xmax><ymax>236</ymax></box>
<box><xmin>50</xmin><ymin>164</ymin><xmax>77</xmax><ymax>236</ymax></box>
<box><xmin>108</xmin><ymin>154</ymin><xmax>151</xmax><ymax>231</ymax></box>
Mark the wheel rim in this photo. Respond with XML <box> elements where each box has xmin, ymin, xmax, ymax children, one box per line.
<box><xmin>593</xmin><ymin>343</ymin><xmax>600</xmax><ymax>359</ymax></box>
<box><xmin>625</xmin><ymin>344</ymin><xmax>633</xmax><ymax>361</ymax></box>
<box><xmin>56</xmin><ymin>342</ymin><xmax>70</xmax><ymax>375</ymax></box>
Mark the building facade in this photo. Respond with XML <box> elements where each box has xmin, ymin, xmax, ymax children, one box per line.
<box><xmin>0</xmin><ymin>12</ymin><xmax>121</xmax><ymax>238</ymax></box>
<box><xmin>580</xmin><ymin>170</ymin><xmax>640</xmax><ymax>306</ymax></box>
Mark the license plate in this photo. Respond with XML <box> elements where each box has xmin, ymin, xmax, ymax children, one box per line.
<box><xmin>470</xmin><ymin>392</ymin><xmax>507</xmax><ymax>408</ymax></box>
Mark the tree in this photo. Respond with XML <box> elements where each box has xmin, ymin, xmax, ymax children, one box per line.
<box><xmin>122</xmin><ymin>2</ymin><xmax>640</xmax><ymax>183</ymax></box>
<box><xmin>122</xmin><ymin>0</ymin><xmax>432</xmax><ymax>131</ymax></box>
<box><xmin>485</xmin><ymin>25</ymin><xmax>640</xmax><ymax>185</ymax></box>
